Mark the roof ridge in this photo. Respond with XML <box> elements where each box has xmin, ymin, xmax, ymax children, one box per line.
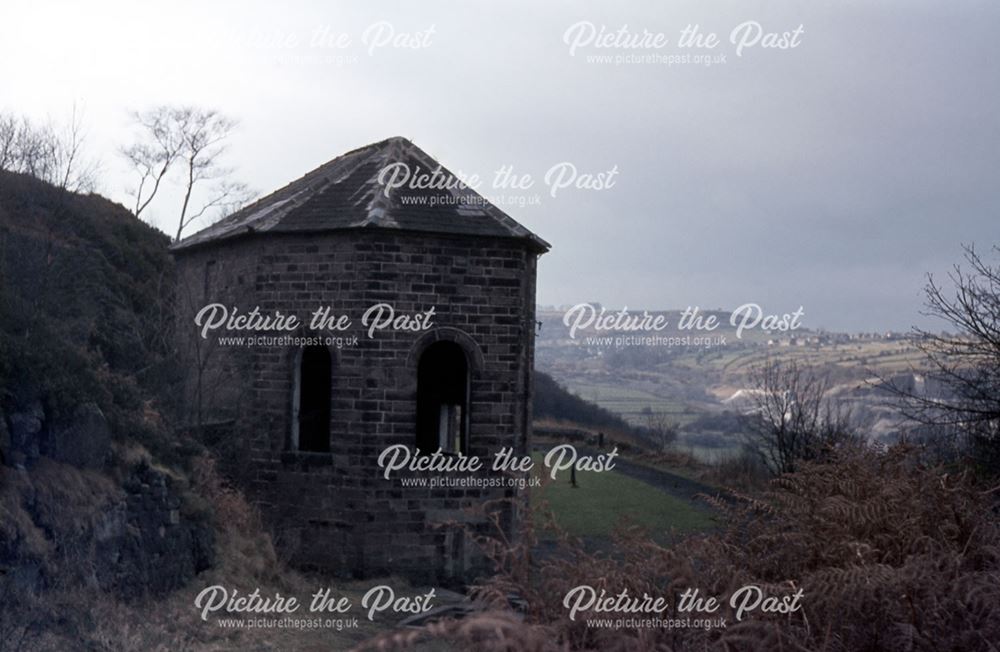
<box><xmin>359</xmin><ymin>136</ymin><xmax>411</xmax><ymax>227</ymax></box>
<box><xmin>171</xmin><ymin>137</ymin><xmax>549</xmax><ymax>252</ymax></box>
<box><xmin>227</xmin><ymin>137</ymin><xmax>405</xmax><ymax>223</ymax></box>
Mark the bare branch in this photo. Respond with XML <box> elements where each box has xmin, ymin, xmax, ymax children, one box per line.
<box><xmin>120</xmin><ymin>105</ymin><xmax>249</xmax><ymax>240</ymax></box>
<box><xmin>741</xmin><ymin>358</ymin><xmax>856</xmax><ymax>474</ymax></box>
<box><xmin>0</xmin><ymin>107</ymin><xmax>100</xmax><ymax>191</ymax></box>
<box><xmin>120</xmin><ymin>106</ymin><xmax>184</xmax><ymax>217</ymax></box>
<box><xmin>180</xmin><ymin>179</ymin><xmax>255</xmax><ymax>231</ymax></box>
<box><xmin>885</xmin><ymin>244</ymin><xmax>1000</xmax><ymax>470</ymax></box>
<box><xmin>174</xmin><ymin>108</ymin><xmax>240</xmax><ymax>241</ymax></box>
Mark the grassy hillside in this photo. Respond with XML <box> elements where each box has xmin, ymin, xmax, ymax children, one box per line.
<box><xmin>0</xmin><ymin>170</ymin><xmax>180</xmax><ymax>461</ymax></box>
<box><xmin>533</xmin><ymin>370</ymin><xmax>645</xmax><ymax>438</ymax></box>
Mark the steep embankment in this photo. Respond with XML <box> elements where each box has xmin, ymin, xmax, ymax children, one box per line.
<box><xmin>533</xmin><ymin>370</ymin><xmax>647</xmax><ymax>439</ymax></box>
<box><xmin>0</xmin><ymin>170</ymin><xmax>175</xmax><ymax>448</ymax></box>
<box><xmin>0</xmin><ymin>171</ymin><xmax>215</xmax><ymax>639</ymax></box>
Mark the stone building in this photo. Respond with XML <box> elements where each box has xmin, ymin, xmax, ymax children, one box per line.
<box><xmin>171</xmin><ymin>137</ymin><xmax>548</xmax><ymax>582</ymax></box>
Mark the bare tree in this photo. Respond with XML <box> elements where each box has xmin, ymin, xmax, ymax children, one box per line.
<box><xmin>0</xmin><ymin>107</ymin><xmax>100</xmax><ymax>191</ymax></box>
<box><xmin>177</xmin><ymin>175</ymin><xmax>252</xmax><ymax>242</ymax></box>
<box><xmin>53</xmin><ymin>103</ymin><xmax>100</xmax><ymax>192</ymax></box>
<box><xmin>176</xmin><ymin>108</ymin><xmax>234</xmax><ymax>241</ymax></box>
<box><xmin>0</xmin><ymin>113</ymin><xmax>18</xmax><ymax>170</ymax></box>
<box><xmin>7</xmin><ymin>116</ymin><xmax>57</xmax><ymax>180</ymax></box>
<box><xmin>644</xmin><ymin>410</ymin><xmax>678</xmax><ymax>451</ymax></box>
<box><xmin>121</xmin><ymin>106</ymin><xmax>184</xmax><ymax>217</ymax></box>
<box><xmin>121</xmin><ymin>106</ymin><xmax>253</xmax><ymax>240</ymax></box>
<box><xmin>888</xmin><ymin>244</ymin><xmax>1000</xmax><ymax>471</ymax></box>
<box><xmin>742</xmin><ymin>358</ymin><xmax>855</xmax><ymax>474</ymax></box>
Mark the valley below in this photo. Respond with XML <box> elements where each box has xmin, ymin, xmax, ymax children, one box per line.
<box><xmin>535</xmin><ymin>305</ymin><xmax>937</xmax><ymax>459</ymax></box>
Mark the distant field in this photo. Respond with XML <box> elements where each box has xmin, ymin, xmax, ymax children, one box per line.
<box><xmin>704</xmin><ymin>342</ymin><xmax>926</xmax><ymax>376</ymax></box>
<box><xmin>562</xmin><ymin>379</ymin><xmax>698</xmax><ymax>425</ymax></box>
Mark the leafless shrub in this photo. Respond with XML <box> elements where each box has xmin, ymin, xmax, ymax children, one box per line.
<box><xmin>742</xmin><ymin>358</ymin><xmax>858</xmax><ymax>474</ymax></box>
<box><xmin>703</xmin><ymin>447</ymin><xmax>769</xmax><ymax>491</ymax></box>
<box><xmin>888</xmin><ymin>244</ymin><xmax>1000</xmax><ymax>474</ymax></box>
<box><xmin>0</xmin><ymin>105</ymin><xmax>100</xmax><ymax>192</ymax></box>
<box><xmin>643</xmin><ymin>410</ymin><xmax>678</xmax><ymax>452</ymax></box>
<box><xmin>188</xmin><ymin>453</ymin><xmax>280</xmax><ymax>582</ymax></box>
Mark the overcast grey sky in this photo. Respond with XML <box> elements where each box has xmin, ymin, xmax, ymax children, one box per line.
<box><xmin>2</xmin><ymin>1</ymin><xmax>997</xmax><ymax>332</ymax></box>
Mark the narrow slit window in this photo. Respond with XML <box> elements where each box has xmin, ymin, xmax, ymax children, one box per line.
<box><xmin>296</xmin><ymin>344</ymin><xmax>331</xmax><ymax>452</ymax></box>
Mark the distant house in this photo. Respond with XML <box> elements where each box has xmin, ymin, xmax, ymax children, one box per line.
<box><xmin>171</xmin><ymin>137</ymin><xmax>549</xmax><ymax>582</ymax></box>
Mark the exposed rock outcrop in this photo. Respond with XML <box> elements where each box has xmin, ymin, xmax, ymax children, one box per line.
<box><xmin>1</xmin><ymin>456</ymin><xmax>214</xmax><ymax>600</ymax></box>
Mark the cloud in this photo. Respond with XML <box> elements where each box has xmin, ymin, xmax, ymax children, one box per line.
<box><xmin>1</xmin><ymin>0</ymin><xmax>996</xmax><ymax>331</ymax></box>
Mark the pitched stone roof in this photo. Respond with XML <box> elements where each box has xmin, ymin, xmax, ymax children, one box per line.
<box><xmin>171</xmin><ymin>137</ymin><xmax>549</xmax><ymax>252</ymax></box>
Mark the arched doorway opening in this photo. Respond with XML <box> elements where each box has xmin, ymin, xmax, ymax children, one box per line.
<box><xmin>416</xmin><ymin>341</ymin><xmax>469</xmax><ymax>454</ymax></box>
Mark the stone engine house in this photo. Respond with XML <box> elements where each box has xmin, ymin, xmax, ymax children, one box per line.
<box><xmin>171</xmin><ymin>137</ymin><xmax>548</xmax><ymax>582</ymax></box>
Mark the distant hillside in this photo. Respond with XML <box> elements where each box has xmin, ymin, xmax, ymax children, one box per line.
<box><xmin>533</xmin><ymin>370</ymin><xmax>643</xmax><ymax>437</ymax></box>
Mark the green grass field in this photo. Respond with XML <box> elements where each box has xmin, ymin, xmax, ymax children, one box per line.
<box><xmin>530</xmin><ymin>455</ymin><xmax>716</xmax><ymax>540</ymax></box>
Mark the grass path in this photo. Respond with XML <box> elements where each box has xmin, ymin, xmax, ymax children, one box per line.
<box><xmin>530</xmin><ymin>450</ymin><xmax>720</xmax><ymax>541</ymax></box>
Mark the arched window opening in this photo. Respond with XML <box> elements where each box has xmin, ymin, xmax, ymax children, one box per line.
<box><xmin>296</xmin><ymin>344</ymin><xmax>331</xmax><ymax>452</ymax></box>
<box><xmin>416</xmin><ymin>341</ymin><xmax>469</xmax><ymax>455</ymax></box>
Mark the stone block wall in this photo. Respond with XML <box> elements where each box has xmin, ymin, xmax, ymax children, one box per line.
<box><xmin>174</xmin><ymin>229</ymin><xmax>539</xmax><ymax>582</ymax></box>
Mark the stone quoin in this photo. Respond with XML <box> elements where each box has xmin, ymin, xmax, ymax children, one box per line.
<box><xmin>171</xmin><ymin>136</ymin><xmax>548</xmax><ymax>583</ymax></box>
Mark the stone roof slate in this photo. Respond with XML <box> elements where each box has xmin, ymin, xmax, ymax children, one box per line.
<box><xmin>171</xmin><ymin>137</ymin><xmax>549</xmax><ymax>253</ymax></box>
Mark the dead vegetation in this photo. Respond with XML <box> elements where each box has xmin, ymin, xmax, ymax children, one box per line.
<box><xmin>0</xmin><ymin>454</ymin><xmax>442</xmax><ymax>651</ymax></box>
<box><xmin>363</xmin><ymin>444</ymin><xmax>1000</xmax><ymax>651</ymax></box>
